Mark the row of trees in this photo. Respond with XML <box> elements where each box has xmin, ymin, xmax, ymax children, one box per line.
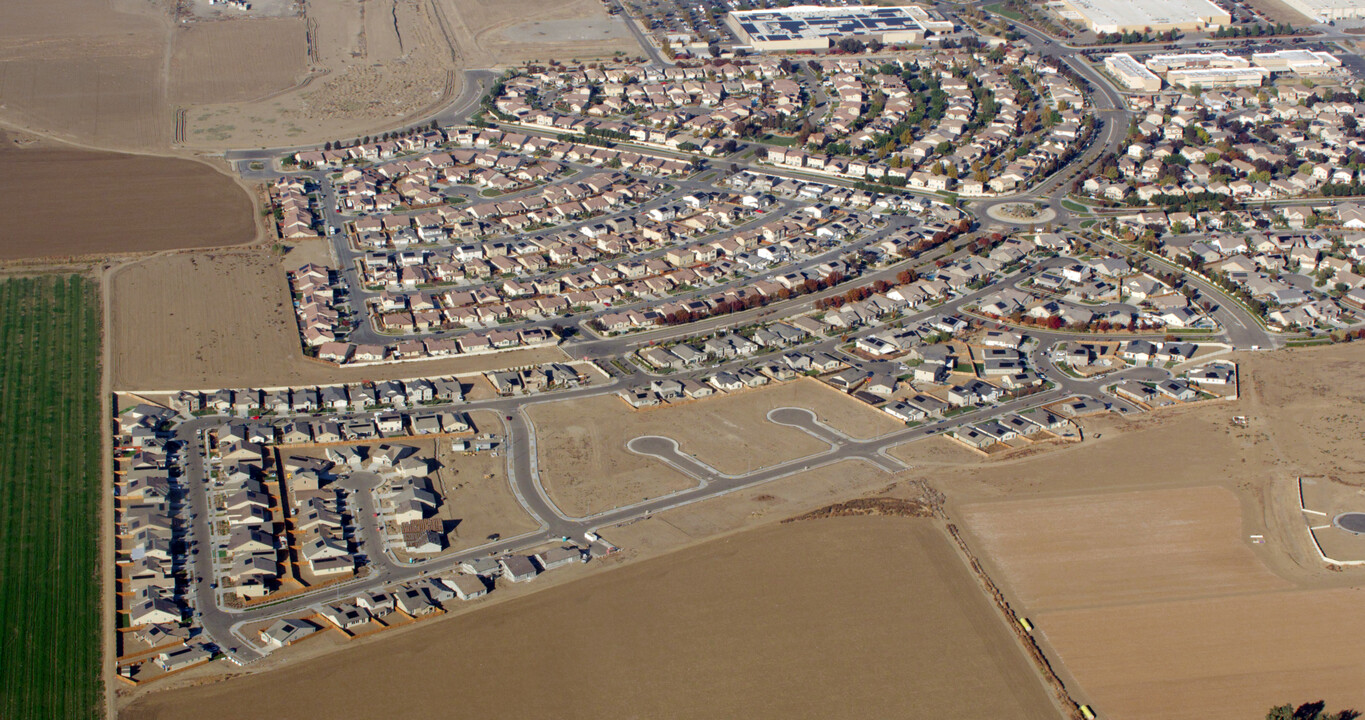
<box><xmin>321</xmin><ymin>121</ymin><xmax>441</xmax><ymax>151</ymax></box>
<box><xmin>1214</xmin><ymin>22</ymin><xmax>1298</xmax><ymax>38</ymax></box>
<box><xmin>812</xmin><ymin>224</ymin><xmax>979</xmax><ymax>312</ymax></box>
<box><xmin>656</xmin><ymin>269</ymin><xmax>850</xmax><ymax>326</ymax></box>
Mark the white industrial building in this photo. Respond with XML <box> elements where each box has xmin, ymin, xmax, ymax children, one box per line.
<box><xmin>1105</xmin><ymin>53</ymin><xmax>1163</xmax><ymax>92</ymax></box>
<box><xmin>726</xmin><ymin>5</ymin><xmax>953</xmax><ymax>52</ymax></box>
<box><xmin>1279</xmin><ymin>0</ymin><xmax>1365</xmax><ymax>21</ymax></box>
<box><xmin>1057</xmin><ymin>0</ymin><xmax>1231</xmax><ymax>34</ymax></box>
<box><xmin>1167</xmin><ymin>66</ymin><xmax>1270</xmax><ymax>89</ymax></box>
<box><xmin>1252</xmin><ymin>49</ymin><xmax>1342</xmax><ymax>76</ymax></box>
<box><xmin>1144</xmin><ymin>52</ymin><xmax>1249</xmax><ymax>72</ymax></box>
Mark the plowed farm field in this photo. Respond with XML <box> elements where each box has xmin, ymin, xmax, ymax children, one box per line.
<box><xmin>0</xmin><ymin>134</ymin><xmax>256</xmax><ymax>260</ymax></box>
<box><xmin>960</xmin><ymin>485</ymin><xmax>1365</xmax><ymax>720</ymax></box>
<box><xmin>123</xmin><ymin>517</ymin><xmax>1057</xmax><ymax>720</ymax></box>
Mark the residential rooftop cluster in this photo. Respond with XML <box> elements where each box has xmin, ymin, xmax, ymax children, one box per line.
<box><xmin>1157</xmin><ymin>227</ymin><xmax>1365</xmax><ymax>329</ymax></box>
<box><xmin>1079</xmin><ymin>79</ymin><xmax>1365</xmax><ymax>206</ymax></box>
<box><xmin>486</xmin><ymin>51</ymin><xmax>1093</xmax><ymax>197</ymax></box>
<box><xmin>113</xmin><ymin>404</ymin><xmax>202</xmax><ymax>682</ymax></box>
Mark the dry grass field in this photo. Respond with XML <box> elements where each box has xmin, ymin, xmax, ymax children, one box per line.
<box><xmin>109</xmin><ymin>250</ymin><xmax>566</xmax><ymax>390</ymax></box>
<box><xmin>887</xmin><ymin>433</ymin><xmax>989</xmax><ymax>466</ymax></box>
<box><xmin>0</xmin><ymin>0</ymin><xmax>171</xmax><ymax>149</ymax></box>
<box><xmin>525</xmin><ymin>394</ymin><xmax>699</xmax><ymax>518</ymax></box>
<box><xmin>0</xmin><ymin>132</ymin><xmax>256</xmax><ymax>260</ymax></box>
<box><xmin>177</xmin><ymin>0</ymin><xmax>456</xmax><ymax>149</ymax></box>
<box><xmin>428</xmin><ymin>412</ymin><xmax>540</xmax><ymax>550</ymax></box>
<box><xmin>760</xmin><ymin>379</ymin><xmax>904</xmax><ymax>439</ymax></box>
<box><xmin>123</xmin><ymin>517</ymin><xmax>1058</xmax><ymax>720</ymax></box>
<box><xmin>168</xmin><ymin>19</ymin><xmax>309</xmax><ymax>105</ymax></box>
<box><xmin>1040</xmin><ymin>588</ymin><xmax>1365</xmax><ymax>720</ymax></box>
<box><xmin>605</xmin><ymin>459</ymin><xmax>900</xmax><ymax>558</ymax></box>
<box><xmin>0</xmin><ymin>0</ymin><xmax>646</xmax><ymax>151</ymax></box>
<box><xmin>927</xmin><ymin>344</ymin><xmax>1365</xmax><ymax>720</ymax></box>
<box><xmin>439</xmin><ymin>0</ymin><xmax>642</xmax><ymax>67</ymax></box>
<box><xmin>527</xmin><ymin>385</ymin><xmax>848</xmax><ymax>517</ymax></box>
<box><xmin>1244</xmin><ymin>0</ymin><xmax>1314</xmax><ymax>24</ymax></box>
<box><xmin>960</xmin><ymin>487</ymin><xmax>1290</xmax><ymax>613</ymax></box>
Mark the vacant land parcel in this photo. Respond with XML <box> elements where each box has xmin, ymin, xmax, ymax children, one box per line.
<box><xmin>168</xmin><ymin>19</ymin><xmax>309</xmax><ymax>105</ymax></box>
<box><xmin>109</xmin><ymin>250</ymin><xmax>567</xmax><ymax>390</ymax></box>
<box><xmin>439</xmin><ymin>0</ymin><xmax>641</xmax><ymax>67</ymax></box>
<box><xmin>0</xmin><ymin>0</ymin><xmax>172</xmax><ymax>149</ymax></box>
<box><xmin>125</xmin><ymin>517</ymin><xmax>1056</xmax><ymax>719</ymax></box>
<box><xmin>0</xmin><ymin>276</ymin><xmax>103</xmax><ymax>719</ymax></box>
<box><xmin>959</xmin><ymin>484</ymin><xmax>1365</xmax><ymax>719</ymax></box>
<box><xmin>527</xmin><ymin>386</ymin><xmax>847</xmax><ymax>517</ymax></box>
<box><xmin>0</xmin><ymin>133</ymin><xmax>256</xmax><ymax>260</ymax></box>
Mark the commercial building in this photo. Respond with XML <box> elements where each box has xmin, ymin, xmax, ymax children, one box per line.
<box><xmin>725</xmin><ymin>5</ymin><xmax>953</xmax><ymax>52</ymax></box>
<box><xmin>1252</xmin><ymin>49</ymin><xmax>1341</xmax><ymax>76</ymax></box>
<box><xmin>1105</xmin><ymin>53</ymin><xmax>1163</xmax><ymax>92</ymax></box>
<box><xmin>1056</xmin><ymin>0</ymin><xmax>1230</xmax><ymax>34</ymax></box>
<box><xmin>1144</xmin><ymin>52</ymin><xmax>1249</xmax><ymax>73</ymax></box>
<box><xmin>1279</xmin><ymin>0</ymin><xmax>1365</xmax><ymax>21</ymax></box>
<box><xmin>1166</xmin><ymin>66</ymin><xmax>1270</xmax><ymax>89</ymax></box>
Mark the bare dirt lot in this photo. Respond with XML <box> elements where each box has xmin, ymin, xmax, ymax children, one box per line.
<box><xmin>887</xmin><ymin>433</ymin><xmax>990</xmax><ymax>466</ymax></box>
<box><xmin>178</xmin><ymin>0</ymin><xmax>645</xmax><ymax>150</ymax></box>
<box><xmin>604</xmin><ymin>459</ymin><xmax>901</xmax><ymax>559</ymax></box>
<box><xmin>0</xmin><ymin>132</ymin><xmax>257</xmax><ymax>260</ymax></box>
<box><xmin>428</xmin><ymin>413</ymin><xmax>539</xmax><ymax>550</ymax></box>
<box><xmin>0</xmin><ymin>0</ymin><xmax>171</xmax><ymax>150</ymax></box>
<box><xmin>1</xmin><ymin>0</ymin><xmax>647</xmax><ymax>152</ymax></box>
<box><xmin>527</xmin><ymin>385</ymin><xmax>846</xmax><ymax>518</ymax></box>
<box><xmin>762</xmin><ymin>378</ymin><xmax>904</xmax><ymax>439</ymax></box>
<box><xmin>1039</xmin><ymin>587</ymin><xmax>1365</xmax><ymax>720</ymax></box>
<box><xmin>439</xmin><ymin>0</ymin><xmax>642</xmax><ymax>67</ymax></box>
<box><xmin>168</xmin><ymin>19</ymin><xmax>309</xmax><ymax>105</ymax></box>
<box><xmin>526</xmin><ymin>394</ymin><xmax>699</xmax><ymax>519</ymax></box>
<box><xmin>123</xmin><ymin>516</ymin><xmax>1058</xmax><ymax>720</ymax></box>
<box><xmin>109</xmin><ymin>249</ymin><xmax>567</xmax><ymax>390</ymax></box>
<box><xmin>960</xmin><ymin>486</ymin><xmax>1291</xmax><ymax>613</ymax></box>
<box><xmin>928</xmin><ymin>344</ymin><xmax>1365</xmax><ymax>720</ymax></box>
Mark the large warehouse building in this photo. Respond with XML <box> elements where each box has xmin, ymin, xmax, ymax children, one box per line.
<box><xmin>1279</xmin><ymin>0</ymin><xmax>1365</xmax><ymax>21</ymax></box>
<box><xmin>1056</xmin><ymin>0</ymin><xmax>1231</xmax><ymax>34</ymax></box>
<box><xmin>726</xmin><ymin>5</ymin><xmax>954</xmax><ymax>52</ymax></box>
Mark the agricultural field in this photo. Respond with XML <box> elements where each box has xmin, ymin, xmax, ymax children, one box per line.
<box><xmin>0</xmin><ymin>131</ymin><xmax>257</xmax><ymax>260</ymax></box>
<box><xmin>122</xmin><ymin>516</ymin><xmax>1057</xmax><ymax>719</ymax></box>
<box><xmin>0</xmin><ymin>275</ymin><xmax>103</xmax><ymax>720</ymax></box>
